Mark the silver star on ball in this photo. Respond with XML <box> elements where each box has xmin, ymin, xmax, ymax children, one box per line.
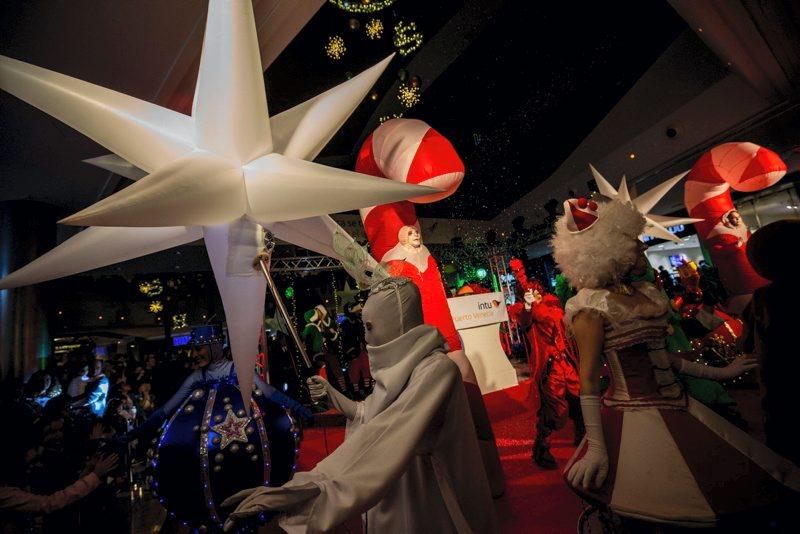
<box><xmin>211</xmin><ymin>408</ymin><xmax>251</xmax><ymax>450</ymax></box>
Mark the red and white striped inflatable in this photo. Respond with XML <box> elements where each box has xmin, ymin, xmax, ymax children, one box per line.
<box><xmin>357</xmin><ymin>120</ymin><xmax>507</xmax><ymax>496</ymax></box>
<box><xmin>357</xmin><ymin>118</ymin><xmax>465</xmax><ymax>353</ymax></box>
<box><xmin>684</xmin><ymin>142</ymin><xmax>786</xmax><ymax>298</ymax></box>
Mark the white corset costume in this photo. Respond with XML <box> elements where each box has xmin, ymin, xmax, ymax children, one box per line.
<box><xmin>563</xmin><ymin>281</ymin><xmax>799</xmax><ymax>526</ymax></box>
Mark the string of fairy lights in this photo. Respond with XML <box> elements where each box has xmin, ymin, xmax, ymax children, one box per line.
<box><xmin>328</xmin><ymin>0</ymin><xmax>396</xmax><ymax>14</ymax></box>
<box><xmin>330</xmin><ymin>271</ymin><xmax>345</xmax><ymax>360</ymax></box>
<box><xmin>134</xmin><ymin>275</ymin><xmax>214</xmax><ymax>329</ymax></box>
<box><xmin>392</xmin><ymin>21</ymin><xmax>423</xmax><ymax>56</ymax></box>
<box><xmin>378</xmin><ymin>112</ymin><xmax>404</xmax><ymax>124</ymax></box>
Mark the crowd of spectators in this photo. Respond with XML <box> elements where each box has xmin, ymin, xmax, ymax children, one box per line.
<box><xmin>0</xmin><ymin>346</ymin><xmax>202</xmax><ymax>533</ymax></box>
<box><xmin>0</xmin><ymin>326</ymin><xmax>367</xmax><ymax>533</ymax></box>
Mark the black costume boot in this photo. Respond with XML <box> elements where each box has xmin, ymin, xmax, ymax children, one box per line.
<box><xmin>532</xmin><ymin>436</ymin><xmax>557</xmax><ymax>470</ymax></box>
<box><xmin>533</xmin><ymin>356</ymin><xmax>559</xmax><ymax>470</ymax></box>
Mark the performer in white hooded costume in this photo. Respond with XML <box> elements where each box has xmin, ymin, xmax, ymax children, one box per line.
<box><xmin>223</xmin><ymin>277</ymin><xmax>498</xmax><ymax>533</ymax></box>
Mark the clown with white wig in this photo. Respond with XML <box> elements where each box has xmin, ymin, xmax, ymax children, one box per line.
<box><xmin>553</xmin><ymin>167</ymin><xmax>799</xmax><ymax>527</ymax></box>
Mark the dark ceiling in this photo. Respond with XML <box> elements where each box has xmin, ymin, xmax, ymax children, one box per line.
<box><xmin>413</xmin><ymin>2</ymin><xmax>686</xmax><ymax>219</ymax></box>
<box><xmin>266</xmin><ymin>0</ymin><xmax>687</xmax><ymax>219</ymax></box>
<box><xmin>1</xmin><ymin>0</ymin><xmax>686</xmax><ymax>223</ymax></box>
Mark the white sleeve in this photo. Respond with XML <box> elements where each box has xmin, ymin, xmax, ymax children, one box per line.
<box><xmin>563</xmin><ymin>289</ymin><xmax>609</xmax><ymax>331</ymax></box>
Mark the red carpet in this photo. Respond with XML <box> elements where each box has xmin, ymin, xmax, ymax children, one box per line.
<box><xmin>298</xmin><ymin>380</ymin><xmax>584</xmax><ymax>533</ymax></box>
<box><xmin>484</xmin><ymin>380</ymin><xmax>584</xmax><ymax>533</ymax></box>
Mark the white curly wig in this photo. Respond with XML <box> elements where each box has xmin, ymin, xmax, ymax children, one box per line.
<box><xmin>551</xmin><ymin>199</ymin><xmax>645</xmax><ymax>290</ymax></box>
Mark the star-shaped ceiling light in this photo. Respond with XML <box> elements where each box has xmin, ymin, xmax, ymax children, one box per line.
<box><xmin>589</xmin><ymin>165</ymin><xmax>703</xmax><ymax>242</ymax></box>
<box><xmin>211</xmin><ymin>408</ymin><xmax>251</xmax><ymax>450</ymax></box>
<box><xmin>0</xmin><ymin>0</ymin><xmax>436</xmax><ymax>405</ymax></box>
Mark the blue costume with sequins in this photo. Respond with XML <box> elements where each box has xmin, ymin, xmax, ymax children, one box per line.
<box><xmin>141</xmin><ymin>359</ymin><xmax>310</xmax><ymax>527</ymax></box>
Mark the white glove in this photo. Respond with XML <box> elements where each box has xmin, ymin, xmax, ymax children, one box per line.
<box><xmin>222</xmin><ymin>484</ymin><xmax>321</xmax><ymax>532</ymax></box>
<box><xmin>677</xmin><ymin>354</ymin><xmax>758</xmax><ymax>381</ymax></box>
<box><xmin>565</xmin><ymin>395</ymin><xmax>608</xmax><ymax>490</ymax></box>
<box><xmin>306</xmin><ymin>375</ymin><xmax>328</xmax><ymax>403</ymax></box>
<box><xmin>306</xmin><ymin>376</ymin><xmax>358</xmax><ymax>420</ymax></box>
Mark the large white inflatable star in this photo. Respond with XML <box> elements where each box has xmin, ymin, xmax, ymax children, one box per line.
<box><xmin>0</xmin><ymin>0</ymin><xmax>435</xmax><ymax>403</ymax></box>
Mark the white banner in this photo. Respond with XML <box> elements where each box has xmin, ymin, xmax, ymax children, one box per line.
<box><xmin>447</xmin><ymin>292</ymin><xmax>508</xmax><ymax>330</ymax></box>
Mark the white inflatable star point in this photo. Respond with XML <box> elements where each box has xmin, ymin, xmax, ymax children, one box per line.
<box><xmin>589</xmin><ymin>164</ymin><xmax>702</xmax><ymax>242</ymax></box>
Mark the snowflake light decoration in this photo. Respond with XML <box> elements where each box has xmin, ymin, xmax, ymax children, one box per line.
<box><xmin>397</xmin><ymin>83</ymin><xmax>420</xmax><ymax>108</ymax></box>
<box><xmin>325</xmin><ymin>35</ymin><xmax>347</xmax><ymax>60</ymax></box>
<box><xmin>138</xmin><ymin>279</ymin><xmax>163</xmax><ymax>297</ymax></box>
<box><xmin>172</xmin><ymin>313</ymin><xmax>188</xmax><ymax>329</ymax></box>
<box><xmin>365</xmin><ymin>19</ymin><xmax>384</xmax><ymax>40</ymax></box>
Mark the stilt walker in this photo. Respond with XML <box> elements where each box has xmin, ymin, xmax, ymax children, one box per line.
<box><xmin>357</xmin><ymin>118</ymin><xmax>505</xmax><ymax>496</ymax></box>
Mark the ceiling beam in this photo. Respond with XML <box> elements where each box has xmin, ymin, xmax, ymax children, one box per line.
<box><xmin>669</xmin><ymin>0</ymin><xmax>799</xmax><ymax>101</ymax></box>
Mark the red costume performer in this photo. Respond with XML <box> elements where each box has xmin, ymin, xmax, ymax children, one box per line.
<box><xmin>507</xmin><ymin>258</ymin><xmax>583</xmax><ymax>469</ymax></box>
<box><xmin>356</xmin><ymin>118</ymin><xmax>504</xmax><ymax>496</ymax></box>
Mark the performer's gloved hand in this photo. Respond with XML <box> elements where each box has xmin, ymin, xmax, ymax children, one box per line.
<box><xmin>307</xmin><ymin>375</ymin><xmax>328</xmax><ymax>404</ymax></box>
<box><xmin>565</xmin><ymin>395</ymin><xmax>608</xmax><ymax>490</ymax></box>
<box><xmin>221</xmin><ymin>484</ymin><xmax>321</xmax><ymax>532</ymax></box>
<box><xmin>676</xmin><ymin>354</ymin><xmax>758</xmax><ymax>381</ymax></box>
<box><xmin>523</xmin><ymin>290</ymin><xmax>534</xmax><ymax>311</ymax></box>
<box><xmin>306</xmin><ymin>376</ymin><xmax>359</xmax><ymax>420</ymax></box>
<box><xmin>267</xmin><ymin>389</ymin><xmax>314</xmax><ymax>424</ymax></box>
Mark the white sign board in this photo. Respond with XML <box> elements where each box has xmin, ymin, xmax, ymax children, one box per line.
<box><xmin>447</xmin><ymin>292</ymin><xmax>508</xmax><ymax>330</ymax></box>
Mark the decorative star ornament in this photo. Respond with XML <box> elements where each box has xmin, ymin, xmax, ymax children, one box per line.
<box><xmin>589</xmin><ymin>164</ymin><xmax>703</xmax><ymax>243</ymax></box>
<box><xmin>211</xmin><ymin>408</ymin><xmax>251</xmax><ymax>450</ymax></box>
<box><xmin>0</xmin><ymin>0</ymin><xmax>437</xmax><ymax>405</ymax></box>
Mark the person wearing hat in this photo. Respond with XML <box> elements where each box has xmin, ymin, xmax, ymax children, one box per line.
<box><xmin>123</xmin><ymin>324</ymin><xmax>313</xmax><ymax>526</ymax></box>
<box><xmin>303</xmin><ymin>305</ymin><xmax>350</xmax><ymax>395</ymax></box>
<box><xmin>127</xmin><ymin>325</ymin><xmax>312</xmax><ymax>441</ymax></box>
<box><xmin>302</xmin><ymin>305</ymin><xmax>339</xmax><ymax>356</ymax></box>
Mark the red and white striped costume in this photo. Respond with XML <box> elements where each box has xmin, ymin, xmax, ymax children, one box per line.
<box><xmin>356</xmin><ymin>119</ymin><xmax>505</xmax><ymax>497</ymax></box>
<box><xmin>684</xmin><ymin>143</ymin><xmax>786</xmax><ymax>298</ymax></box>
<box><xmin>563</xmin><ymin>283</ymin><xmax>800</xmax><ymax>525</ymax></box>
<box><xmin>356</xmin><ymin>119</ymin><xmax>465</xmax><ymax>354</ymax></box>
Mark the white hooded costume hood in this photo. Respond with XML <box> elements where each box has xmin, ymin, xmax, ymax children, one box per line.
<box><xmin>360</xmin><ymin>277</ymin><xmax>444</xmax><ymax>422</ymax></box>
